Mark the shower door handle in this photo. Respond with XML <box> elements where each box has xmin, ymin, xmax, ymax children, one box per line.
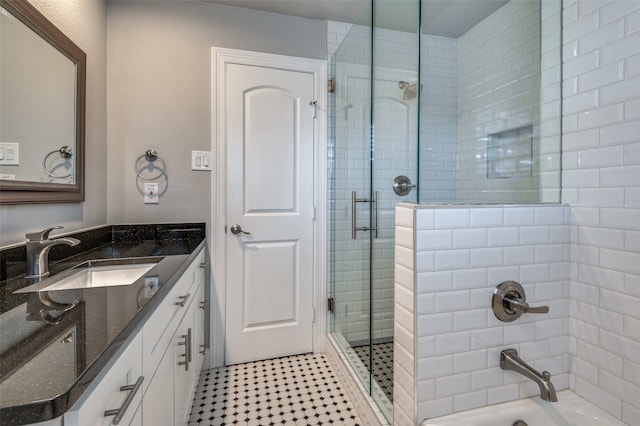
<box><xmin>351</xmin><ymin>191</ymin><xmax>378</xmax><ymax>239</ymax></box>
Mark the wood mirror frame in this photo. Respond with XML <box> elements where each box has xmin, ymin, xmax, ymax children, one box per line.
<box><xmin>0</xmin><ymin>0</ymin><xmax>86</xmax><ymax>204</ymax></box>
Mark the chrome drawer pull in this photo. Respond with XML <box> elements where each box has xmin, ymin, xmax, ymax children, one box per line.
<box><xmin>104</xmin><ymin>375</ymin><xmax>144</xmax><ymax>425</ymax></box>
<box><xmin>178</xmin><ymin>328</ymin><xmax>192</xmax><ymax>371</ymax></box>
<box><xmin>175</xmin><ymin>293</ymin><xmax>190</xmax><ymax>308</ymax></box>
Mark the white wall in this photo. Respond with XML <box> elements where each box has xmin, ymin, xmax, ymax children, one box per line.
<box><xmin>0</xmin><ymin>0</ymin><xmax>107</xmax><ymax>246</ymax></box>
<box><xmin>562</xmin><ymin>0</ymin><xmax>640</xmax><ymax>422</ymax></box>
<box><xmin>106</xmin><ymin>1</ymin><xmax>326</xmax><ymax>227</ymax></box>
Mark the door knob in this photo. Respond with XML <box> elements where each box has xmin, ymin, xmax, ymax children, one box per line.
<box><xmin>230</xmin><ymin>224</ymin><xmax>251</xmax><ymax>235</ymax></box>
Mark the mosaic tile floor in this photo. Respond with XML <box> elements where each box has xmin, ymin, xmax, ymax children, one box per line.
<box><xmin>353</xmin><ymin>342</ymin><xmax>393</xmax><ymax>402</ymax></box>
<box><xmin>188</xmin><ymin>353</ymin><xmax>363</xmax><ymax>425</ymax></box>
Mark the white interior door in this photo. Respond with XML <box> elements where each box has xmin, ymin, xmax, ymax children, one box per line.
<box><xmin>224</xmin><ymin>58</ymin><xmax>316</xmax><ymax>365</ymax></box>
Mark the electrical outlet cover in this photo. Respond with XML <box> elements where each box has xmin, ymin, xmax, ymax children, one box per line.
<box><xmin>144</xmin><ymin>183</ymin><xmax>159</xmax><ymax>204</ymax></box>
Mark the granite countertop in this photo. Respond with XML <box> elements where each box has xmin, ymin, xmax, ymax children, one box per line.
<box><xmin>0</xmin><ymin>223</ymin><xmax>206</xmax><ymax>425</ymax></box>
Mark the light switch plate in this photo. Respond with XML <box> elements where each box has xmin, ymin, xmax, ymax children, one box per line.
<box><xmin>144</xmin><ymin>183</ymin><xmax>159</xmax><ymax>204</ymax></box>
<box><xmin>192</xmin><ymin>150</ymin><xmax>212</xmax><ymax>171</ymax></box>
<box><xmin>0</xmin><ymin>143</ymin><xmax>19</xmax><ymax>165</ymax></box>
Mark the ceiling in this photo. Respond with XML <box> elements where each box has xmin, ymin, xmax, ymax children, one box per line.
<box><xmin>200</xmin><ymin>0</ymin><xmax>509</xmax><ymax>37</ymax></box>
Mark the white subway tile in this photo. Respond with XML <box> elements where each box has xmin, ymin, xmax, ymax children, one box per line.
<box><xmin>417</xmin><ymin>293</ymin><xmax>435</xmax><ymax>315</ymax></box>
<box><xmin>578</xmin><ymin>18</ymin><xmax>625</xmax><ymax>56</ymax></box>
<box><xmin>418</xmin><ymin>355</ymin><xmax>453</xmax><ymax>380</ymax></box>
<box><xmin>504</xmin><ymin>323</ymin><xmax>536</xmax><ymax>344</ymax></box>
<box><xmin>520</xmin><ymin>226</ymin><xmax>550</xmax><ymax>245</ymax></box>
<box><xmin>469</xmin><ymin>288</ymin><xmax>494</xmax><ymax>310</ymax></box>
<box><xmin>599</xmin><ymin>120</ymin><xmax>640</xmax><ymax>146</ymax></box>
<box><xmin>600</xmin><ymin>25</ymin><xmax>640</xmax><ymax>65</ymax></box>
<box><xmin>435</xmin><ymin>209</ymin><xmax>470</xmax><ymax>229</ymax></box>
<box><xmin>578</xmin><ymin>146</ymin><xmax>625</xmax><ymax>168</ymax></box>
<box><xmin>417</xmin><ymin>336</ymin><xmax>436</xmax><ymax>358</ymax></box>
<box><xmin>453</xmin><ymin>228</ymin><xmax>487</xmax><ymax>249</ymax></box>
<box><xmin>488</xmin><ymin>227</ymin><xmax>520</xmax><ymax>246</ymax></box>
<box><xmin>562</xmin><ymin>169</ymin><xmax>600</xmax><ymax>188</ymax></box>
<box><xmin>534</xmin><ymin>279</ymin><xmax>566</xmax><ymax>300</ymax></box>
<box><xmin>601</xmin><ymin>248</ymin><xmax>640</xmax><ymax>275</ymax></box>
<box><xmin>471</xmin><ymin>367</ymin><xmax>504</xmax><ymax>391</ymax></box>
<box><xmin>536</xmin><ymin>318</ymin><xmax>565</xmax><ymax>339</ymax></box>
<box><xmin>550</xmin><ymin>225</ymin><xmax>571</xmax><ymax>243</ymax></box>
<box><xmin>623</xmin><ymin>402</ymin><xmax>640</xmax><ymax>426</ymax></box>
<box><xmin>396</xmin><ymin>246</ymin><xmax>414</xmax><ymax>270</ymax></box>
<box><xmin>563</xmin><ymin>89</ymin><xmax>599</xmax><ymax>114</ymax></box>
<box><xmin>416</xmin><ymin>208</ymin><xmax>435</xmax><ymax>229</ymax></box>
<box><xmin>487</xmin><ymin>266</ymin><xmax>521</xmax><ymax>286</ymax></box>
<box><xmin>454</xmin><ymin>309</ymin><xmax>488</xmax><ymax>332</ymax></box>
<box><xmin>453</xmin><ymin>268</ymin><xmax>487</xmax><ymax>290</ymax></box>
<box><xmin>578</xmin><ymin>103</ymin><xmax>624</xmax><ymax>130</ymax></box>
<box><xmin>601</xmin><ymin>208</ymin><xmax>640</xmax><ymax>231</ymax></box>
<box><xmin>488</xmin><ymin>384</ymin><xmax>520</xmax><ymax>404</ymax></box>
<box><xmin>436</xmin><ymin>373</ymin><xmax>471</xmax><ymax>397</ymax></box>
<box><xmin>470</xmin><ymin>208</ymin><xmax>504</xmax><ymax>227</ymax></box>
<box><xmin>416</xmin><ymin>378</ymin><xmax>436</xmax><ymax>402</ymax></box>
<box><xmin>578</xmin><ymin>188</ymin><xmax>626</xmax><ymax>207</ymax></box>
<box><xmin>395</xmin><ymin>206</ymin><xmax>414</xmax><ymax>227</ymax></box>
<box><xmin>576</xmin><ymin>378</ymin><xmax>623</xmax><ymax>419</ymax></box>
<box><xmin>600</xmin><ymin>76</ymin><xmax>640</xmax><ymax>106</ymax></box>
<box><xmin>470</xmin><ymin>248</ymin><xmax>504</xmax><ymax>268</ymax></box>
<box><xmin>563</xmin><ymin>7</ymin><xmax>598</xmax><ymax>41</ymax></box>
<box><xmin>576</xmin><ymin>339</ymin><xmax>624</xmax><ymax>376</ymax></box>
<box><xmin>418</xmin><ymin>313</ymin><xmax>453</xmax><ymax>337</ymax></box>
<box><xmin>417</xmin><ymin>271</ymin><xmax>453</xmax><ymax>293</ymax></box>
<box><xmin>504</xmin><ymin>208</ymin><xmax>535</xmax><ymax>226</ymax></box>
<box><xmin>416</xmin><ymin>251</ymin><xmax>435</xmax><ymax>272</ymax></box>
<box><xmin>535</xmin><ymin>244</ymin><xmax>567</xmax><ymax>263</ymax></box>
<box><xmin>436</xmin><ymin>332</ymin><xmax>471</xmax><ymax>356</ymax></box>
<box><xmin>505</xmin><ymin>245</ymin><xmax>535</xmax><ymax>265</ymax></box>
<box><xmin>435</xmin><ymin>290</ymin><xmax>471</xmax><ymax>313</ymax></box>
<box><xmin>562</xmin><ymin>128</ymin><xmax>599</xmax><ymax>150</ymax></box>
<box><xmin>396</xmin><ymin>226</ymin><xmax>414</xmax><ymax>249</ymax></box>
<box><xmin>417</xmin><ymin>230</ymin><xmax>453</xmax><ymax>250</ymax></box>
<box><xmin>453</xmin><ymin>390</ymin><xmax>488</xmax><ymax>412</ymax></box>
<box><xmin>417</xmin><ymin>398</ymin><xmax>453</xmax><ymax>420</ymax></box>
<box><xmin>601</xmin><ymin>165</ymin><xmax>640</xmax><ymax>187</ymax></box>
<box><xmin>435</xmin><ymin>249</ymin><xmax>471</xmax><ymax>270</ymax></box>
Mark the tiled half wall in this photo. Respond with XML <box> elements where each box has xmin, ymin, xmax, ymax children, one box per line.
<box><xmin>393</xmin><ymin>204</ymin><xmax>570</xmax><ymax>424</ymax></box>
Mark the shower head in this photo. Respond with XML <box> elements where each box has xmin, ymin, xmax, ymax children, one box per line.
<box><xmin>398</xmin><ymin>81</ymin><xmax>418</xmax><ymax>100</ymax></box>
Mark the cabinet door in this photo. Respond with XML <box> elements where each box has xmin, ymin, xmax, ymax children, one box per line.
<box><xmin>142</xmin><ymin>342</ymin><xmax>174</xmax><ymax>425</ymax></box>
<box><xmin>65</xmin><ymin>332</ymin><xmax>143</xmax><ymax>426</ymax></box>
<box><xmin>174</xmin><ymin>302</ymin><xmax>196</xmax><ymax>425</ymax></box>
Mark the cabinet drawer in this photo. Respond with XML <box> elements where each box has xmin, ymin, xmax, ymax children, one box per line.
<box><xmin>65</xmin><ymin>331</ymin><xmax>143</xmax><ymax>426</ymax></box>
<box><xmin>142</xmin><ymin>250</ymin><xmax>204</xmax><ymax>381</ymax></box>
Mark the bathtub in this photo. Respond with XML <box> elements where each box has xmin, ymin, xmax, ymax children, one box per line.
<box><xmin>422</xmin><ymin>391</ymin><xmax>627</xmax><ymax>426</ymax></box>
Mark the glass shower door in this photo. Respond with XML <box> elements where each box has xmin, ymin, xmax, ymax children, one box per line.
<box><xmin>329</xmin><ymin>0</ymin><xmax>420</xmax><ymax>421</ymax></box>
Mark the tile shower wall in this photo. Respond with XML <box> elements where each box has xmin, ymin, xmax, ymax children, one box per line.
<box><xmin>562</xmin><ymin>0</ymin><xmax>640</xmax><ymax>423</ymax></box>
<box><xmin>394</xmin><ymin>204</ymin><xmax>571</xmax><ymax>424</ymax></box>
<box><xmin>456</xmin><ymin>0</ymin><xmax>544</xmax><ymax>202</ymax></box>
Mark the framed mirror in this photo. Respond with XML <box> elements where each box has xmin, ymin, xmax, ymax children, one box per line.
<box><xmin>0</xmin><ymin>0</ymin><xmax>86</xmax><ymax>204</ymax></box>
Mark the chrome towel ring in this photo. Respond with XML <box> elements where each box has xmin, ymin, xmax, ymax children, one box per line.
<box><xmin>42</xmin><ymin>146</ymin><xmax>73</xmax><ymax>179</ymax></box>
<box><xmin>135</xmin><ymin>149</ymin><xmax>167</xmax><ymax>180</ymax></box>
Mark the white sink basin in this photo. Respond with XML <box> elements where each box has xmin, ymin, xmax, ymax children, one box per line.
<box><xmin>41</xmin><ymin>263</ymin><xmax>156</xmax><ymax>291</ymax></box>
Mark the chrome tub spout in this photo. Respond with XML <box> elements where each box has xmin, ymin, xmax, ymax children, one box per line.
<box><xmin>500</xmin><ymin>348</ymin><xmax>558</xmax><ymax>402</ymax></box>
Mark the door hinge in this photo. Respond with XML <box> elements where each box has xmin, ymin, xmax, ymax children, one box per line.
<box><xmin>313</xmin><ymin>205</ymin><xmax>317</xmax><ymax>221</ymax></box>
<box><xmin>327</xmin><ymin>297</ymin><xmax>334</xmax><ymax>313</ymax></box>
<box><xmin>309</xmin><ymin>100</ymin><xmax>317</xmax><ymax>119</ymax></box>
<box><xmin>312</xmin><ymin>306</ymin><xmax>316</xmax><ymax>323</ymax></box>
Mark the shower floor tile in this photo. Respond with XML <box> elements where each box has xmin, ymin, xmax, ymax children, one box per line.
<box><xmin>353</xmin><ymin>342</ymin><xmax>394</xmax><ymax>402</ymax></box>
<box><xmin>188</xmin><ymin>353</ymin><xmax>363</xmax><ymax>425</ymax></box>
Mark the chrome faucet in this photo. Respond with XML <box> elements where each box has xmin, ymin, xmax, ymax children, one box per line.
<box><xmin>25</xmin><ymin>226</ymin><xmax>80</xmax><ymax>279</ymax></box>
<box><xmin>500</xmin><ymin>349</ymin><xmax>558</xmax><ymax>402</ymax></box>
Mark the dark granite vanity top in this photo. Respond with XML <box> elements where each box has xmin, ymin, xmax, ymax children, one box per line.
<box><xmin>0</xmin><ymin>223</ymin><xmax>206</xmax><ymax>425</ymax></box>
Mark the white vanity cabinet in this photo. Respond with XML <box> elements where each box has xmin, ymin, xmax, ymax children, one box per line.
<box><xmin>62</xmin><ymin>249</ymin><xmax>206</xmax><ymax>426</ymax></box>
<box><xmin>64</xmin><ymin>331</ymin><xmax>143</xmax><ymax>426</ymax></box>
<box><xmin>143</xmin><ymin>250</ymin><xmax>206</xmax><ymax>426</ymax></box>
